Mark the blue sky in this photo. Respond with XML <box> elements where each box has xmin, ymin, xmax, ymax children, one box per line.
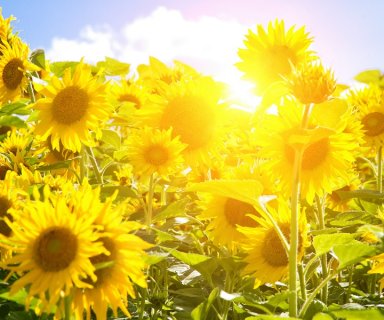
<box><xmin>2</xmin><ymin>0</ymin><xmax>384</xmax><ymax>85</ymax></box>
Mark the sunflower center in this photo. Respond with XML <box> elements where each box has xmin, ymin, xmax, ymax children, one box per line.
<box><xmin>51</xmin><ymin>86</ymin><xmax>89</xmax><ymax>125</ymax></box>
<box><xmin>224</xmin><ymin>198</ymin><xmax>259</xmax><ymax>227</ymax></box>
<box><xmin>261</xmin><ymin>223</ymin><xmax>290</xmax><ymax>267</ymax></box>
<box><xmin>144</xmin><ymin>144</ymin><xmax>169</xmax><ymax>166</ymax></box>
<box><xmin>160</xmin><ymin>95</ymin><xmax>215</xmax><ymax>151</ymax></box>
<box><xmin>0</xmin><ymin>196</ymin><xmax>12</xmax><ymax>237</ymax></box>
<box><xmin>118</xmin><ymin>94</ymin><xmax>141</xmax><ymax>109</ymax></box>
<box><xmin>33</xmin><ymin>226</ymin><xmax>78</xmax><ymax>272</ymax></box>
<box><xmin>329</xmin><ymin>185</ymin><xmax>351</xmax><ymax>203</ymax></box>
<box><xmin>88</xmin><ymin>237</ymin><xmax>116</xmax><ymax>288</ymax></box>
<box><xmin>2</xmin><ymin>58</ymin><xmax>24</xmax><ymax>90</ymax></box>
<box><xmin>285</xmin><ymin>137</ymin><xmax>330</xmax><ymax>170</ymax></box>
<box><xmin>362</xmin><ymin>112</ymin><xmax>384</xmax><ymax>136</ymax></box>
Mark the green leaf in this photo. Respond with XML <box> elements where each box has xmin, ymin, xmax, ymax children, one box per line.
<box><xmin>354</xmin><ymin>69</ymin><xmax>382</xmax><ymax>84</ymax></box>
<box><xmin>246</xmin><ymin>316</ymin><xmax>300</xmax><ymax>320</ymax></box>
<box><xmin>96</xmin><ymin>57</ymin><xmax>130</xmax><ymax>76</ymax></box>
<box><xmin>312</xmin><ymin>313</ymin><xmax>334</xmax><ymax>320</ymax></box>
<box><xmin>333</xmin><ymin>240</ymin><xmax>377</xmax><ymax>269</ymax></box>
<box><xmin>166</xmin><ymin>249</ymin><xmax>211</xmax><ymax>266</ymax></box>
<box><xmin>330</xmin><ymin>308</ymin><xmax>384</xmax><ymax>320</ymax></box>
<box><xmin>143</xmin><ymin>252</ymin><xmax>168</xmax><ymax>265</ymax></box>
<box><xmin>191</xmin><ymin>287</ymin><xmax>219</xmax><ymax>320</ymax></box>
<box><xmin>101</xmin><ymin>129</ymin><xmax>121</xmax><ymax>149</ymax></box>
<box><xmin>313</xmin><ymin>233</ymin><xmax>355</xmax><ymax>256</ymax></box>
<box><xmin>50</xmin><ymin>61</ymin><xmax>79</xmax><ymax>77</ymax></box>
<box><xmin>153</xmin><ymin>198</ymin><xmax>189</xmax><ymax>222</ymax></box>
<box><xmin>0</xmin><ymin>289</ymin><xmax>38</xmax><ymax>310</ymax></box>
<box><xmin>187</xmin><ymin>179</ymin><xmax>263</xmax><ymax>206</ymax></box>
<box><xmin>0</xmin><ymin>100</ymin><xmax>30</xmax><ymax>115</ymax></box>
<box><xmin>0</xmin><ymin>115</ymin><xmax>26</xmax><ymax>128</ymax></box>
<box><xmin>37</xmin><ymin>160</ymin><xmax>71</xmax><ymax>171</ymax></box>
<box><xmin>30</xmin><ymin>49</ymin><xmax>46</xmax><ymax>69</ymax></box>
<box><xmin>100</xmin><ymin>185</ymin><xmax>137</xmax><ymax>199</ymax></box>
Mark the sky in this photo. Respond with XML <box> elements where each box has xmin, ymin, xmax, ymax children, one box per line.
<box><xmin>1</xmin><ymin>0</ymin><xmax>384</xmax><ymax>87</ymax></box>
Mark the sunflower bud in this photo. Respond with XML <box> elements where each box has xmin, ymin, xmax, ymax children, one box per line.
<box><xmin>289</xmin><ymin>62</ymin><xmax>336</xmax><ymax>104</ymax></box>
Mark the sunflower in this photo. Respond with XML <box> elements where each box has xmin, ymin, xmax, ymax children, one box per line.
<box><xmin>125</xmin><ymin>126</ymin><xmax>186</xmax><ymax>178</ymax></box>
<box><xmin>347</xmin><ymin>84</ymin><xmax>384</xmax><ymax>151</ymax></box>
<box><xmin>33</xmin><ymin>61</ymin><xmax>111</xmax><ymax>152</ymax></box>
<box><xmin>0</xmin><ymin>177</ymin><xmax>26</xmax><ymax>260</ymax></box>
<box><xmin>137</xmin><ymin>76</ymin><xmax>229</xmax><ymax>164</ymax></box>
<box><xmin>2</xmin><ymin>191</ymin><xmax>107</xmax><ymax>312</ymax></box>
<box><xmin>72</xmin><ymin>191</ymin><xmax>151</xmax><ymax>319</ymax></box>
<box><xmin>137</xmin><ymin>56</ymin><xmax>200</xmax><ymax>94</ymax></box>
<box><xmin>237</xmin><ymin>20</ymin><xmax>315</xmax><ymax>94</ymax></box>
<box><xmin>326</xmin><ymin>174</ymin><xmax>361</xmax><ymax>212</ymax></box>
<box><xmin>192</xmin><ymin>179</ymin><xmax>265</xmax><ymax>249</ymax></box>
<box><xmin>258</xmin><ymin>100</ymin><xmax>360</xmax><ymax>203</ymax></box>
<box><xmin>288</xmin><ymin>61</ymin><xmax>336</xmax><ymax>104</ymax></box>
<box><xmin>238</xmin><ymin>201</ymin><xmax>309</xmax><ymax>286</ymax></box>
<box><xmin>0</xmin><ymin>37</ymin><xmax>39</xmax><ymax>103</ymax></box>
<box><xmin>0</xmin><ymin>9</ymin><xmax>14</xmax><ymax>45</ymax></box>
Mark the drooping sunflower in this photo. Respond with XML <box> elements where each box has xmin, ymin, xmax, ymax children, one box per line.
<box><xmin>2</xmin><ymin>191</ymin><xmax>107</xmax><ymax>312</ymax></box>
<box><xmin>0</xmin><ymin>37</ymin><xmax>39</xmax><ymax>103</ymax></box>
<box><xmin>72</xmin><ymin>192</ymin><xmax>151</xmax><ymax>320</ymax></box>
<box><xmin>238</xmin><ymin>201</ymin><xmax>309</xmax><ymax>286</ymax></box>
<box><xmin>125</xmin><ymin>126</ymin><xmax>186</xmax><ymax>178</ymax></box>
<box><xmin>33</xmin><ymin>62</ymin><xmax>111</xmax><ymax>152</ymax></box>
<box><xmin>258</xmin><ymin>99</ymin><xmax>360</xmax><ymax>203</ymax></box>
<box><xmin>237</xmin><ymin>20</ymin><xmax>315</xmax><ymax>94</ymax></box>
<box><xmin>347</xmin><ymin>84</ymin><xmax>384</xmax><ymax>151</ymax></box>
<box><xmin>138</xmin><ymin>76</ymin><xmax>229</xmax><ymax>164</ymax></box>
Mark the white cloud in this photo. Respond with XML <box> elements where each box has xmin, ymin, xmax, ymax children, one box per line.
<box><xmin>46</xmin><ymin>7</ymin><xmax>249</xmax><ymax>82</ymax></box>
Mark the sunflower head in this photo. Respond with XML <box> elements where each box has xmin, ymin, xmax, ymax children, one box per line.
<box><xmin>347</xmin><ymin>84</ymin><xmax>384</xmax><ymax>149</ymax></box>
<box><xmin>289</xmin><ymin>61</ymin><xmax>336</xmax><ymax>104</ymax></box>
<box><xmin>238</xmin><ymin>201</ymin><xmax>309</xmax><ymax>286</ymax></box>
<box><xmin>237</xmin><ymin>20</ymin><xmax>315</xmax><ymax>93</ymax></box>
<box><xmin>33</xmin><ymin>61</ymin><xmax>111</xmax><ymax>152</ymax></box>
<box><xmin>0</xmin><ymin>37</ymin><xmax>39</xmax><ymax>103</ymax></box>
<box><xmin>126</xmin><ymin>126</ymin><xmax>186</xmax><ymax>178</ymax></box>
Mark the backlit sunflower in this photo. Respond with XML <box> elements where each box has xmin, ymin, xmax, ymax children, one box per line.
<box><xmin>137</xmin><ymin>56</ymin><xmax>200</xmax><ymax>95</ymax></box>
<box><xmin>238</xmin><ymin>201</ymin><xmax>309</xmax><ymax>286</ymax></box>
<box><xmin>0</xmin><ymin>37</ymin><xmax>39</xmax><ymax>103</ymax></box>
<box><xmin>2</xmin><ymin>191</ymin><xmax>107</xmax><ymax>312</ymax></box>
<box><xmin>237</xmin><ymin>20</ymin><xmax>315</xmax><ymax>93</ymax></box>
<box><xmin>289</xmin><ymin>61</ymin><xmax>336</xmax><ymax>104</ymax></box>
<box><xmin>125</xmin><ymin>126</ymin><xmax>186</xmax><ymax>178</ymax></box>
<box><xmin>73</xmin><ymin>192</ymin><xmax>151</xmax><ymax>319</ymax></box>
<box><xmin>33</xmin><ymin>62</ymin><xmax>110</xmax><ymax>152</ymax></box>
<box><xmin>258</xmin><ymin>100</ymin><xmax>359</xmax><ymax>203</ymax></box>
<box><xmin>138</xmin><ymin>76</ymin><xmax>229</xmax><ymax>164</ymax></box>
<box><xmin>347</xmin><ymin>84</ymin><xmax>384</xmax><ymax>151</ymax></box>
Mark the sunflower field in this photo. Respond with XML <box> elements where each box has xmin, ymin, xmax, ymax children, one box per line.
<box><xmin>0</xmin><ymin>9</ymin><xmax>382</xmax><ymax>320</ymax></box>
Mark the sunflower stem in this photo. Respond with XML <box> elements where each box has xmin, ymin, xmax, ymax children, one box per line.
<box><xmin>289</xmin><ymin>103</ymin><xmax>312</xmax><ymax>317</ymax></box>
<box><xmin>298</xmin><ymin>263</ymin><xmax>307</xmax><ymax>301</ymax></box>
<box><xmin>86</xmin><ymin>146</ymin><xmax>103</xmax><ymax>184</ymax></box>
<box><xmin>27</xmin><ymin>78</ymin><xmax>36</xmax><ymax>103</ymax></box>
<box><xmin>315</xmin><ymin>194</ymin><xmax>328</xmax><ymax>304</ymax></box>
<box><xmin>299</xmin><ymin>271</ymin><xmax>336</xmax><ymax>318</ymax></box>
<box><xmin>289</xmin><ymin>146</ymin><xmax>302</xmax><ymax>318</ymax></box>
<box><xmin>79</xmin><ymin>146</ymin><xmax>87</xmax><ymax>183</ymax></box>
<box><xmin>64</xmin><ymin>295</ymin><xmax>72</xmax><ymax>320</ymax></box>
<box><xmin>377</xmin><ymin>146</ymin><xmax>382</xmax><ymax>193</ymax></box>
<box><xmin>146</xmin><ymin>173</ymin><xmax>155</xmax><ymax>228</ymax></box>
